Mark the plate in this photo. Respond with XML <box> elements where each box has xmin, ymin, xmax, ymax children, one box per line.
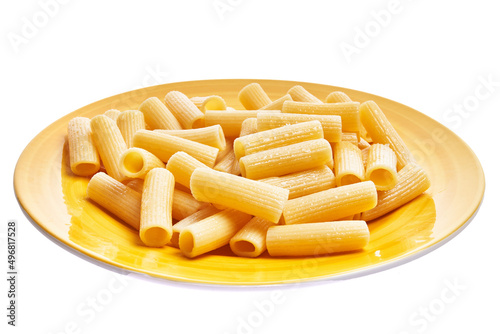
<box><xmin>14</xmin><ymin>79</ymin><xmax>485</xmax><ymax>286</ymax></box>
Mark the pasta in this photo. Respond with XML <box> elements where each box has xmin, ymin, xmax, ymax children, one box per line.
<box><xmin>333</xmin><ymin>141</ymin><xmax>365</xmax><ymax>186</ymax></box>
<box><xmin>164</xmin><ymin>90</ymin><xmax>205</xmax><ymax>129</ymax></box>
<box><xmin>172</xmin><ymin>188</ymin><xmax>207</xmax><ymax>221</ymax></box>
<box><xmin>266</xmin><ymin>221</ymin><xmax>370</xmax><ymax>256</ymax></box>
<box><xmin>360</xmin><ymin>101</ymin><xmax>415</xmax><ymax>170</ymax></box>
<box><xmin>67</xmin><ymin>117</ymin><xmax>101</xmax><ymax>176</ymax></box>
<box><xmin>87</xmin><ymin>172</ymin><xmax>141</xmax><ymax>230</ymax></box>
<box><xmin>233</xmin><ymin>120</ymin><xmax>324</xmax><ymax>160</ymax></box>
<box><xmin>189</xmin><ymin>95</ymin><xmax>226</xmax><ymax>112</ymax></box>
<box><xmin>287</xmin><ymin>85</ymin><xmax>322</xmax><ymax>103</ymax></box>
<box><xmin>282</xmin><ymin>101</ymin><xmax>361</xmax><ymax>134</ymax></box>
<box><xmin>205</xmin><ymin>110</ymin><xmax>280</xmax><ymax>137</ymax></box>
<box><xmin>140</xmin><ymin>168</ymin><xmax>174</xmax><ymax>247</ymax></box>
<box><xmin>170</xmin><ymin>206</ymin><xmax>220</xmax><ymax>248</ymax></box>
<box><xmin>119</xmin><ymin>147</ymin><xmax>165</xmax><ymax>179</ymax></box>
<box><xmin>256</xmin><ymin>112</ymin><xmax>342</xmax><ymax>143</ymax></box>
<box><xmin>133</xmin><ymin>129</ymin><xmax>219</xmax><ymax>167</ymax></box>
<box><xmin>70</xmin><ymin>83</ymin><xmax>432</xmax><ymax>259</ymax></box>
<box><xmin>326</xmin><ymin>91</ymin><xmax>352</xmax><ymax>103</ymax></box>
<box><xmin>103</xmin><ymin>109</ymin><xmax>121</xmax><ymax>122</ymax></box>
<box><xmin>259</xmin><ymin>94</ymin><xmax>292</xmax><ymax>111</ymax></box>
<box><xmin>259</xmin><ymin>165</ymin><xmax>335</xmax><ymax>199</ymax></box>
<box><xmin>238</xmin><ymin>83</ymin><xmax>272</xmax><ymax>110</ymax></box>
<box><xmin>239</xmin><ymin>118</ymin><xmax>258</xmax><ymax>137</ymax></box>
<box><xmin>116</xmin><ymin>110</ymin><xmax>146</xmax><ymax>148</ymax></box>
<box><xmin>90</xmin><ymin>115</ymin><xmax>128</xmax><ymax>181</ymax></box>
<box><xmin>166</xmin><ymin>151</ymin><xmax>209</xmax><ymax>189</ymax></box>
<box><xmin>230</xmin><ymin>217</ymin><xmax>275</xmax><ymax>257</ymax></box>
<box><xmin>190</xmin><ymin>168</ymin><xmax>289</xmax><ymax>224</ymax></box>
<box><xmin>365</xmin><ymin>144</ymin><xmax>398</xmax><ymax>191</ymax></box>
<box><xmin>138</xmin><ymin>97</ymin><xmax>182</xmax><ymax>130</ymax></box>
<box><xmin>361</xmin><ymin>163</ymin><xmax>430</xmax><ymax>221</ymax></box>
<box><xmin>155</xmin><ymin>125</ymin><xmax>226</xmax><ymax>150</ymax></box>
<box><xmin>179</xmin><ymin>209</ymin><xmax>253</xmax><ymax>258</ymax></box>
<box><xmin>283</xmin><ymin>181</ymin><xmax>378</xmax><ymax>225</ymax></box>
<box><xmin>239</xmin><ymin>138</ymin><xmax>333</xmax><ymax>179</ymax></box>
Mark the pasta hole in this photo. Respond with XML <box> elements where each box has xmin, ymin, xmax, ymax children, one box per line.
<box><xmin>74</xmin><ymin>162</ymin><xmax>99</xmax><ymax>176</ymax></box>
<box><xmin>179</xmin><ymin>230</ymin><xmax>194</xmax><ymax>254</ymax></box>
<box><xmin>123</xmin><ymin>151</ymin><xmax>144</xmax><ymax>174</ymax></box>
<box><xmin>340</xmin><ymin>174</ymin><xmax>361</xmax><ymax>186</ymax></box>
<box><xmin>233</xmin><ymin>240</ymin><xmax>256</xmax><ymax>254</ymax></box>
<box><xmin>204</xmin><ymin>97</ymin><xmax>225</xmax><ymax>110</ymax></box>
<box><xmin>370</xmin><ymin>169</ymin><xmax>393</xmax><ymax>187</ymax></box>
<box><xmin>143</xmin><ymin>227</ymin><xmax>169</xmax><ymax>247</ymax></box>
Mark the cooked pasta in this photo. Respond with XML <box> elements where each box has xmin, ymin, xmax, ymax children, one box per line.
<box><xmin>166</xmin><ymin>151</ymin><xmax>209</xmax><ymax>189</ymax></box>
<box><xmin>287</xmin><ymin>85</ymin><xmax>322</xmax><ymax>103</ymax></box>
<box><xmin>116</xmin><ymin>110</ymin><xmax>146</xmax><ymax>148</ymax></box>
<box><xmin>238</xmin><ymin>83</ymin><xmax>272</xmax><ymax>110</ymax></box>
<box><xmin>230</xmin><ymin>217</ymin><xmax>275</xmax><ymax>257</ymax></box>
<box><xmin>205</xmin><ymin>110</ymin><xmax>280</xmax><ymax>137</ymax></box>
<box><xmin>189</xmin><ymin>95</ymin><xmax>226</xmax><ymax>112</ymax></box>
<box><xmin>365</xmin><ymin>144</ymin><xmax>398</xmax><ymax>191</ymax></box>
<box><xmin>164</xmin><ymin>90</ymin><xmax>205</xmax><ymax>129</ymax></box>
<box><xmin>138</xmin><ymin>97</ymin><xmax>182</xmax><ymax>130</ymax></box>
<box><xmin>333</xmin><ymin>142</ymin><xmax>365</xmax><ymax>186</ymax></box>
<box><xmin>119</xmin><ymin>147</ymin><xmax>165</xmax><ymax>179</ymax></box>
<box><xmin>67</xmin><ymin>117</ymin><xmax>101</xmax><ymax>176</ymax></box>
<box><xmin>259</xmin><ymin>94</ymin><xmax>292</xmax><ymax>111</ymax></box>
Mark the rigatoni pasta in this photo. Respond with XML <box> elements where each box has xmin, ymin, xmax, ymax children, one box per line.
<box><xmin>67</xmin><ymin>117</ymin><xmax>101</xmax><ymax>176</ymax></box>
<box><xmin>365</xmin><ymin>144</ymin><xmax>398</xmax><ymax>191</ymax></box>
<box><xmin>238</xmin><ymin>83</ymin><xmax>272</xmax><ymax>110</ymax></box>
<box><xmin>133</xmin><ymin>130</ymin><xmax>219</xmax><ymax>167</ymax></box>
<box><xmin>283</xmin><ymin>100</ymin><xmax>361</xmax><ymax>134</ymax></box>
<box><xmin>257</xmin><ymin>112</ymin><xmax>342</xmax><ymax>143</ymax></box>
<box><xmin>287</xmin><ymin>85</ymin><xmax>322</xmax><ymax>103</ymax></box>
<box><xmin>170</xmin><ymin>206</ymin><xmax>220</xmax><ymax>248</ymax></box>
<box><xmin>259</xmin><ymin>94</ymin><xmax>292</xmax><ymax>111</ymax></box>
<box><xmin>166</xmin><ymin>151</ymin><xmax>209</xmax><ymax>189</ymax></box>
<box><xmin>179</xmin><ymin>209</ymin><xmax>252</xmax><ymax>258</ymax></box>
<box><xmin>283</xmin><ymin>181</ymin><xmax>378</xmax><ymax>225</ymax></box>
<box><xmin>360</xmin><ymin>101</ymin><xmax>415</xmax><ymax>170</ymax></box>
<box><xmin>266</xmin><ymin>221</ymin><xmax>370</xmax><ymax>256</ymax></box>
<box><xmin>116</xmin><ymin>110</ymin><xmax>146</xmax><ymax>148</ymax></box>
<box><xmin>119</xmin><ymin>147</ymin><xmax>165</xmax><ymax>179</ymax></box>
<box><xmin>326</xmin><ymin>91</ymin><xmax>352</xmax><ymax>103</ymax></box>
<box><xmin>239</xmin><ymin>138</ymin><xmax>333</xmax><ymax>179</ymax></box>
<box><xmin>230</xmin><ymin>217</ymin><xmax>275</xmax><ymax>257</ymax></box>
<box><xmin>138</xmin><ymin>97</ymin><xmax>182</xmax><ymax>130</ymax></box>
<box><xmin>164</xmin><ymin>90</ymin><xmax>205</xmax><ymax>129</ymax></box>
<box><xmin>205</xmin><ymin>110</ymin><xmax>280</xmax><ymax>137</ymax></box>
<box><xmin>333</xmin><ymin>142</ymin><xmax>365</xmax><ymax>186</ymax></box>
<box><xmin>189</xmin><ymin>95</ymin><xmax>226</xmax><ymax>112</ymax></box>
<box><xmin>259</xmin><ymin>165</ymin><xmax>335</xmax><ymax>199</ymax></box>
<box><xmin>233</xmin><ymin>120</ymin><xmax>324</xmax><ymax>160</ymax></box>
<box><xmin>190</xmin><ymin>168</ymin><xmax>289</xmax><ymax>224</ymax></box>
<box><xmin>140</xmin><ymin>168</ymin><xmax>174</xmax><ymax>247</ymax></box>
<box><xmin>90</xmin><ymin>115</ymin><xmax>128</xmax><ymax>182</ymax></box>
<box><xmin>155</xmin><ymin>125</ymin><xmax>226</xmax><ymax>150</ymax></box>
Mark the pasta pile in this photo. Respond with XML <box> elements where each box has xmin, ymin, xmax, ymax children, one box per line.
<box><xmin>67</xmin><ymin>83</ymin><xmax>431</xmax><ymax>258</ymax></box>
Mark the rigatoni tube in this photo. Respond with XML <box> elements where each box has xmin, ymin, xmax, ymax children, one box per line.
<box><xmin>116</xmin><ymin>110</ymin><xmax>146</xmax><ymax>148</ymax></box>
<box><xmin>359</xmin><ymin>101</ymin><xmax>415</xmax><ymax>170</ymax></box>
<box><xmin>138</xmin><ymin>97</ymin><xmax>182</xmax><ymax>130</ymax></box>
<box><xmin>287</xmin><ymin>85</ymin><xmax>322</xmax><ymax>103</ymax></box>
<box><xmin>140</xmin><ymin>168</ymin><xmax>174</xmax><ymax>247</ymax></box>
<box><xmin>87</xmin><ymin>172</ymin><xmax>141</xmax><ymax>230</ymax></box>
<box><xmin>189</xmin><ymin>95</ymin><xmax>226</xmax><ymax>112</ymax></box>
<box><xmin>259</xmin><ymin>94</ymin><xmax>292</xmax><ymax>111</ymax></box>
<box><xmin>238</xmin><ymin>83</ymin><xmax>272</xmax><ymax>110</ymax></box>
<box><xmin>67</xmin><ymin>117</ymin><xmax>101</xmax><ymax>176</ymax></box>
<box><xmin>333</xmin><ymin>142</ymin><xmax>365</xmax><ymax>186</ymax></box>
<box><xmin>179</xmin><ymin>209</ymin><xmax>252</xmax><ymax>258</ymax></box>
<box><xmin>283</xmin><ymin>181</ymin><xmax>377</xmax><ymax>225</ymax></box>
<box><xmin>166</xmin><ymin>151</ymin><xmax>209</xmax><ymax>190</ymax></box>
<box><xmin>170</xmin><ymin>206</ymin><xmax>220</xmax><ymax>248</ymax></box>
<box><xmin>164</xmin><ymin>90</ymin><xmax>205</xmax><ymax>129</ymax></box>
<box><xmin>230</xmin><ymin>217</ymin><xmax>275</xmax><ymax>257</ymax></box>
<box><xmin>326</xmin><ymin>91</ymin><xmax>352</xmax><ymax>103</ymax></box>
<box><xmin>90</xmin><ymin>115</ymin><xmax>128</xmax><ymax>181</ymax></box>
<box><xmin>239</xmin><ymin>139</ymin><xmax>333</xmax><ymax>180</ymax></box>
<box><xmin>266</xmin><ymin>221</ymin><xmax>370</xmax><ymax>257</ymax></box>
<box><xmin>190</xmin><ymin>168</ymin><xmax>289</xmax><ymax>224</ymax></box>
<box><xmin>259</xmin><ymin>165</ymin><xmax>335</xmax><ymax>199</ymax></box>
<box><xmin>361</xmin><ymin>163</ymin><xmax>430</xmax><ymax>221</ymax></box>
<box><xmin>205</xmin><ymin>110</ymin><xmax>280</xmax><ymax>137</ymax></box>
<box><xmin>233</xmin><ymin>120</ymin><xmax>324</xmax><ymax>160</ymax></box>
<box><xmin>155</xmin><ymin>125</ymin><xmax>226</xmax><ymax>150</ymax></box>
<box><xmin>132</xmin><ymin>130</ymin><xmax>219</xmax><ymax>167</ymax></box>
<box><xmin>283</xmin><ymin>101</ymin><xmax>361</xmax><ymax>134</ymax></box>
<box><xmin>257</xmin><ymin>112</ymin><xmax>342</xmax><ymax>143</ymax></box>
<box><xmin>365</xmin><ymin>144</ymin><xmax>397</xmax><ymax>191</ymax></box>
<box><xmin>119</xmin><ymin>147</ymin><xmax>165</xmax><ymax>179</ymax></box>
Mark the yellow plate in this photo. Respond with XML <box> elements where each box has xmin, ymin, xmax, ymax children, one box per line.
<box><xmin>14</xmin><ymin>79</ymin><xmax>485</xmax><ymax>286</ymax></box>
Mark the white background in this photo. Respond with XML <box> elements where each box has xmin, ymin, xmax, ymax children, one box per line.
<box><xmin>1</xmin><ymin>0</ymin><xmax>499</xmax><ymax>333</ymax></box>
